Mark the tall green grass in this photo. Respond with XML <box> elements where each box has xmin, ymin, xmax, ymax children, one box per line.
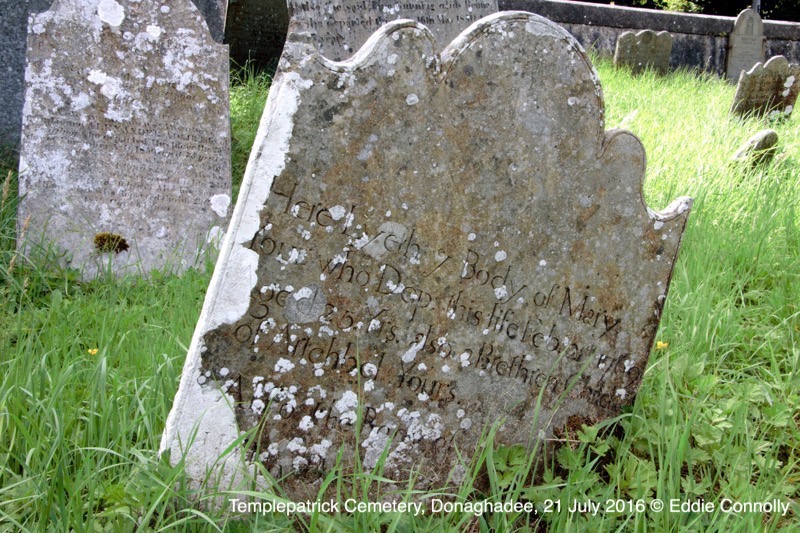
<box><xmin>0</xmin><ymin>61</ymin><xmax>798</xmax><ymax>530</ymax></box>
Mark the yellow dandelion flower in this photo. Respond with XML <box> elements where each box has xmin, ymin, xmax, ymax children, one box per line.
<box><xmin>88</xmin><ymin>348</ymin><xmax>99</xmax><ymax>355</ymax></box>
<box><xmin>655</xmin><ymin>341</ymin><xmax>669</xmax><ymax>350</ymax></box>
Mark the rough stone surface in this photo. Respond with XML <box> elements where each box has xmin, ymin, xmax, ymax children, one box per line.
<box><xmin>18</xmin><ymin>0</ymin><xmax>231</xmax><ymax>279</ymax></box>
<box><xmin>613</xmin><ymin>30</ymin><xmax>672</xmax><ymax>75</ymax></box>
<box><xmin>190</xmin><ymin>0</ymin><xmax>227</xmax><ymax>42</ymax></box>
<box><xmin>727</xmin><ymin>9</ymin><xmax>764</xmax><ymax>81</ymax></box>
<box><xmin>288</xmin><ymin>0</ymin><xmax>498</xmax><ymax>61</ymax></box>
<box><xmin>162</xmin><ymin>12</ymin><xmax>692</xmax><ymax>498</ymax></box>
<box><xmin>0</xmin><ymin>0</ymin><xmax>53</xmax><ymax>148</ymax></box>
<box><xmin>732</xmin><ymin>129</ymin><xmax>778</xmax><ymax>167</ymax></box>
<box><xmin>225</xmin><ymin>0</ymin><xmax>289</xmax><ymax>67</ymax></box>
<box><xmin>730</xmin><ymin>56</ymin><xmax>800</xmax><ymax>118</ymax></box>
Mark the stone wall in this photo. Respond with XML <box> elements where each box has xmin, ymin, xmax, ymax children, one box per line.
<box><xmin>498</xmin><ymin>0</ymin><xmax>800</xmax><ymax>75</ymax></box>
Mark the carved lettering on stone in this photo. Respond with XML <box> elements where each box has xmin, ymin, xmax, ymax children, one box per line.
<box><xmin>162</xmin><ymin>12</ymin><xmax>692</xmax><ymax>497</ymax></box>
<box><xmin>288</xmin><ymin>0</ymin><xmax>497</xmax><ymax>60</ymax></box>
<box><xmin>18</xmin><ymin>0</ymin><xmax>231</xmax><ymax>279</ymax></box>
<box><xmin>727</xmin><ymin>9</ymin><xmax>764</xmax><ymax>81</ymax></box>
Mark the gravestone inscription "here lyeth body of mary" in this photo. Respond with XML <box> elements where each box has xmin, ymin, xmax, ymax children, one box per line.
<box><xmin>18</xmin><ymin>0</ymin><xmax>231</xmax><ymax>279</ymax></box>
<box><xmin>162</xmin><ymin>12</ymin><xmax>692</xmax><ymax>498</ymax></box>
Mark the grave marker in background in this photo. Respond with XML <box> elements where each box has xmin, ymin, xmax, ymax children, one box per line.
<box><xmin>18</xmin><ymin>0</ymin><xmax>231</xmax><ymax>279</ymax></box>
<box><xmin>727</xmin><ymin>9</ymin><xmax>764</xmax><ymax>81</ymax></box>
<box><xmin>191</xmin><ymin>0</ymin><xmax>227</xmax><ymax>42</ymax></box>
<box><xmin>225</xmin><ymin>0</ymin><xmax>290</xmax><ymax>67</ymax></box>
<box><xmin>613</xmin><ymin>30</ymin><xmax>672</xmax><ymax>75</ymax></box>
<box><xmin>0</xmin><ymin>0</ymin><xmax>53</xmax><ymax>148</ymax></box>
<box><xmin>730</xmin><ymin>56</ymin><xmax>800</xmax><ymax>118</ymax></box>
<box><xmin>162</xmin><ymin>12</ymin><xmax>692</xmax><ymax>497</ymax></box>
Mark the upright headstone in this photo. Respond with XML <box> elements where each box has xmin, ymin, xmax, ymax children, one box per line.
<box><xmin>162</xmin><ymin>13</ymin><xmax>692</xmax><ymax>498</ymax></box>
<box><xmin>190</xmin><ymin>0</ymin><xmax>227</xmax><ymax>42</ymax></box>
<box><xmin>730</xmin><ymin>56</ymin><xmax>800</xmax><ymax>118</ymax></box>
<box><xmin>613</xmin><ymin>30</ymin><xmax>672</xmax><ymax>75</ymax></box>
<box><xmin>18</xmin><ymin>0</ymin><xmax>231</xmax><ymax>279</ymax></box>
<box><xmin>225</xmin><ymin>0</ymin><xmax>290</xmax><ymax>67</ymax></box>
<box><xmin>0</xmin><ymin>0</ymin><xmax>53</xmax><ymax>149</ymax></box>
<box><xmin>727</xmin><ymin>9</ymin><xmax>764</xmax><ymax>81</ymax></box>
<box><xmin>288</xmin><ymin>0</ymin><xmax>497</xmax><ymax>60</ymax></box>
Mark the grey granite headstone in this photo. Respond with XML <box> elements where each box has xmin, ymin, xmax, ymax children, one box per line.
<box><xmin>18</xmin><ymin>0</ymin><xmax>231</xmax><ymax>279</ymax></box>
<box><xmin>288</xmin><ymin>0</ymin><xmax>497</xmax><ymax>61</ymax></box>
<box><xmin>727</xmin><ymin>9</ymin><xmax>764</xmax><ymax>81</ymax></box>
<box><xmin>190</xmin><ymin>0</ymin><xmax>227</xmax><ymax>42</ymax></box>
<box><xmin>162</xmin><ymin>12</ymin><xmax>692</xmax><ymax>498</ymax></box>
<box><xmin>613</xmin><ymin>30</ymin><xmax>672</xmax><ymax>75</ymax></box>
<box><xmin>0</xmin><ymin>0</ymin><xmax>53</xmax><ymax>148</ymax></box>
<box><xmin>225</xmin><ymin>0</ymin><xmax>290</xmax><ymax>67</ymax></box>
<box><xmin>730</xmin><ymin>56</ymin><xmax>800</xmax><ymax>118</ymax></box>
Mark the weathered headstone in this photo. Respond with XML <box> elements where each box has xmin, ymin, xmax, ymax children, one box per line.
<box><xmin>730</xmin><ymin>56</ymin><xmax>800</xmax><ymax>119</ymax></box>
<box><xmin>18</xmin><ymin>0</ymin><xmax>231</xmax><ymax>279</ymax></box>
<box><xmin>732</xmin><ymin>129</ymin><xmax>778</xmax><ymax>167</ymax></box>
<box><xmin>0</xmin><ymin>0</ymin><xmax>53</xmax><ymax>148</ymax></box>
<box><xmin>613</xmin><ymin>30</ymin><xmax>672</xmax><ymax>75</ymax></box>
<box><xmin>727</xmin><ymin>9</ymin><xmax>764</xmax><ymax>81</ymax></box>
<box><xmin>162</xmin><ymin>12</ymin><xmax>692</xmax><ymax>497</ymax></box>
<box><xmin>288</xmin><ymin>0</ymin><xmax>498</xmax><ymax>61</ymax></box>
<box><xmin>190</xmin><ymin>0</ymin><xmax>227</xmax><ymax>42</ymax></box>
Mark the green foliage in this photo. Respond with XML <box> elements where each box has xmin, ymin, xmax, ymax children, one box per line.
<box><xmin>1</xmin><ymin>61</ymin><xmax>800</xmax><ymax>530</ymax></box>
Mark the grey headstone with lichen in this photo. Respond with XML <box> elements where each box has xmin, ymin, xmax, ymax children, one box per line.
<box><xmin>730</xmin><ymin>56</ymin><xmax>800</xmax><ymax>119</ymax></box>
<box><xmin>17</xmin><ymin>0</ymin><xmax>231</xmax><ymax>279</ymax></box>
<box><xmin>614</xmin><ymin>30</ymin><xmax>672</xmax><ymax>75</ymax></box>
<box><xmin>161</xmin><ymin>12</ymin><xmax>692</xmax><ymax>499</ymax></box>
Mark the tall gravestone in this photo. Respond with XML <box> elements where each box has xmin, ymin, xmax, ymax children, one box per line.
<box><xmin>162</xmin><ymin>12</ymin><xmax>692</xmax><ymax>497</ymax></box>
<box><xmin>18</xmin><ymin>0</ymin><xmax>231</xmax><ymax>279</ymax></box>
<box><xmin>0</xmin><ymin>0</ymin><xmax>53</xmax><ymax>149</ymax></box>
<box><xmin>613</xmin><ymin>30</ymin><xmax>672</xmax><ymax>75</ymax></box>
<box><xmin>288</xmin><ymin>0</ymin><xmax>498</xmax><ymax>60</ymax></box>
<box><xmin>727</xmin><ymin>9</ymin><xmax>764</xmax><ymax>81</ymax></box>
<box><xmin>190</xmin><ymin>0</ymin><xmax>227</xmax><ymax>42</ymax></box>
<box><xmin>730</xmin><ymin>56</ymin><xmax>800</xmax><ymax>118</ymax></box>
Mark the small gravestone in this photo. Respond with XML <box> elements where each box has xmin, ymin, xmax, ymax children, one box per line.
<box><xmin>730</xmin><ymin>56</ymin><xmax>800</xmax><ymax>118</ymax></box>
<box><xmin>18</xmin><ymin>0</ymin><xmax>231</xmax><ymax>279</ymax></box>
<box><xmin>190</xmin><ymin>0</ymin><xmax>227</xmax><ymax>42</ymax></box>
<box><xmin>727</xmin><ymin>9</ymin><xmax>764</xmax><ymax>81</ymax></box>
<box><xmin>288</xmin><ymin>0</ymin><xmax>498</xmax><ymax>60</ymax></box>
<box><xmin>162</xmin><ymin>12</ymin><xmax>692</xmax><ymax>497</ymax></box>
<box><xmin>613</xmin><ymin>30</ymin><xmax>672</xmax><ymax>75</ymax></box>
<box><xmin>0</xmin><ymin>0</ymin><xmax>53</xmax><ymax>148</ymax></box>
<box><xmin>732</xmin><ymin>129</ymin><xmax>778</xmax><ymax>167</ymax></box>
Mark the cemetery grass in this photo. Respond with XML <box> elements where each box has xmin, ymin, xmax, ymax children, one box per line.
<box><xmin>0</xmin><ymin>61</ymin><xmax>799</xmax><ymax>531</ymax></box>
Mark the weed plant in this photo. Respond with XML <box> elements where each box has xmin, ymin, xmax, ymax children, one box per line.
<box><xmin>0</xmin><ymin>61</ymin><xmax>798</xmax><ymax>530</ymax></box>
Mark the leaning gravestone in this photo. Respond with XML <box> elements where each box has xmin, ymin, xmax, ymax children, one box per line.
<box><xmin>730</xmin><ymin>56</ymin><xmax>800</xmax><ymax>118</ymax></box>
<box><xmin>613</xmin><ymin>30</ymin><xmax>672</xmax><ymax>75</ymax></box>
<box><xmin>162</xmin><ymin>12</ymin><xmax>692</xmax><ymax>498</ymax></box>
<box><xmin>727</xmin><ymin>9</ymin><xmax>764</xmax><ymax>81</ymax></box>
<box><xmin>0</xmin><ymin>0</ymin><xmax>53</xmax><ymax>148</ymax></box>
<box><xmin>288</xmin><ymin>0</ymin><xmax>498</xmax><ymax>60</ymax></box>
<box><xmin>18</xmin><ymin>0</ymin><xmax>231</xmax><ymax>279</ymax></box>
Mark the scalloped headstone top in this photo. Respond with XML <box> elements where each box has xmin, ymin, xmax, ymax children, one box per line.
<box><xmin>614</xmin><ymin>30</ymin><xmax>672</xmax><ymax>75</ymax></box>
<box><xmin>162</xmin><ymin>12</ymin><xmax>692</xmax><ymax>498</ymax></box>
<box><xmin>727</xmin><ymin>9</ymin><xmax>764</xmax><ymax>81</ymax></box>
<box><xmin>18</xmin><ymin>0</ymin><xmax>231</xmax><ymax>279</ymax></box>
<box><xmin>288</xmin><ymin>0</ymin><xmax>497</xmax><ymax>61</ymax></box>
<box><xmin>730</xmin><ymin>55</ymin><xmax>800</xmax><ymax>118</ymax></box>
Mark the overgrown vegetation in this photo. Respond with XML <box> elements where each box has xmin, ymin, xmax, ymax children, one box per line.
<box><xmin>0</xmin><ymin>61</ymin><xmax>798</xmax><ymax>530</ymax></box>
